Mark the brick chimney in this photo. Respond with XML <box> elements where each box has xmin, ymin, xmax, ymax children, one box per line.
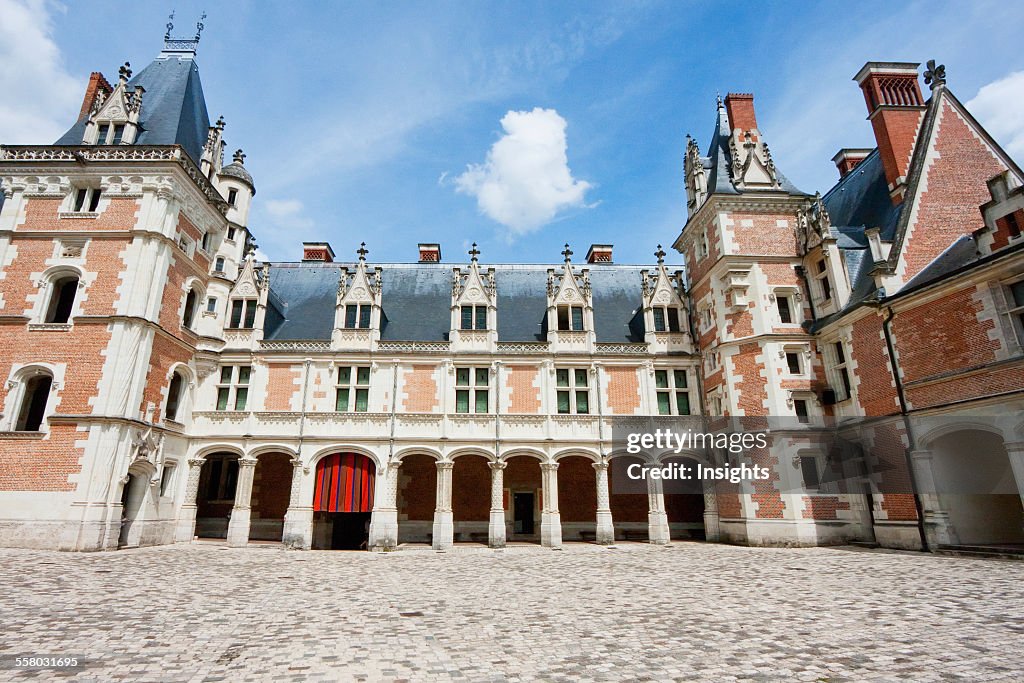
<box><xmin>78</xmin><ymin>72</ymin><xmax>113</xmax><ymax>121</ymax></box>
<box><xmin>724</xmin><ymin>93</ymin><xmax>757</xmax><ymax>132</ymax></box>
<box><xmin>418</xmin><ymin>243</ymin><xmax>441</xmax><ymax>262</ymax></box>
<box><xmin>301</xmin><ymin>242</ymin><xmax>334</xmax><ymax>262</ymax></box>
<box><xmin>831</xmin><ymin>148</ymin><xmax>873</xmax><ymax>178</ymax></box>
<box><xmin>853</xmin><ymin>62</ymin><xmax>925</xmax><ymax>203</ymax></box>
<box><xmin>585</xmin><ymin>244</ymin><xmax>613</xmax><ymax>264</ymax></box>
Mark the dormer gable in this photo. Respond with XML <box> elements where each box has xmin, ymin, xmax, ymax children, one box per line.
<box><xmin>224</xmin><ymin>249</ymin><xmax>268</xmax><ymax>337</ymax></box>
<box><xmin>334</xmin><ymin>243</ymin><xmax>382</xmax><ymax>347</ymax></box>
<box><xmin>451</xmin><ymin>243</ymin><xmax>498</xmax><ymax>350</ymax></box>
<box><xmin>82</xmin><ymin>62</ymin><xmax>144</xmax><ymax>146</ymax></box>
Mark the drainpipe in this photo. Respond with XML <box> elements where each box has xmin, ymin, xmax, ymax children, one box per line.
<box><xmin>494</xmin><ymin>361</ymin><xmax>502</xmax><ymax>461</ymax></box>
<box><xmin>388</xmin><ymin>360</ymin><xmax>399</xmax><ymax>463</ymax></box>
<box><xmin>298</xmin><ymin>359</ymin><xmax>312</xmax><ymax>455</ymax></box>
<box><xmin>880</xmin><ymin>305</ymin><xmax>928</xmax><ymax>551</ymax></box>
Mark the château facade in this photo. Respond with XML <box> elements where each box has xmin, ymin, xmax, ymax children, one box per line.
<box><xmin>1</xmin><ymin>32</ymin><xmax>1022</xmax><ymax>554</ymax></box>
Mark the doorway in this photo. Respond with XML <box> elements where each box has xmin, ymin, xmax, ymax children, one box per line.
<box><xmin>513</xmin><ymin>492</ymin><xmax>534</xmax><ymax>535</ymax></box>
<box><xmin>329</xmin><ymin>512</ymin><xmax>372</xmax><ymax>550</ymax></box>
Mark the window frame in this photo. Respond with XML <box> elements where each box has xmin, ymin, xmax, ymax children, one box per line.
<box><xmin>652</xmin><ymin>306</ymin><xmax>683</xmax><ymax>333</ymax></box>
<box><xmin>556</xmin><ymin>305</ymin><xmax>585</xmax><ymax>332</ymax></box>
<box><xmin>654</xmin><ymin>368</ymin><xmax>692</xmax><ymax>416</ymax></box>
<box><xmin>229</xmin><ymin>299</ymin><xmax>258</xmax><ymax>329</ymax></box>
<box><xmin>454</xmin><ymin>366</ymin><xmax>490</xmax><ymax>414</ymax></box>
<box><xmin>343</xmin><ymin>303</ymin><xmax>372</xmax><ymax>330</ymax></box>
<box><xmin>826</xmin><ymin>340</ymin><xmax>853</xmax><ymax>402</ymax></box>
<box><xmin>555</xmin><ymin>367</ymin><xmax>590</xmax><ymax>415</ymax></box>
<box><xmin>335</xmin><ymin>365</ymin><xmax>371</xmax><ymax>413</ymax></box>
<box><xmin>215</xmin><ymin>365</ymin><xmax>251</xmax><ymax>411</ymax></box>
<box><xmin>459</xmin><ymin>305</ymin><xmax>488</xmax><ymax>331</ymax></box>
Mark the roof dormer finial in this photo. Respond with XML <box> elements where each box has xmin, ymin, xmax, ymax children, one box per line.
<box><xmin>655</xmin><ymin>244</ymin><xmax>666</xmax><ymax>264</ymax></box>
<box><xmin>357</xmin><ymin>242</ymin><xmax>368</xmax><ymax>262</ymax></box>
<box><xmin>469</xmin><ymin>242</ymin><xmax>480</xmax><ymax>262</ymax></box>
<box><xmin>233</xmin><ymin>149</ymin><xmax>245</xmax><ymax>165</ymax></box>
<box><xmin>924</xmin><ymin>59</ymin><xmax>946</xmax><ymax>91</ymax></box>
<box><xmin>165</xmin><ymin>10</ymin><xmax>175</xmax><ymax>41</ymax></box>
<box><xmin>562</xmin><ymin>243</ymin><xmax>573</xmax><ymax>264</ymax></box>
<box><xmin>118</xmin><ymin>62</ymin><xmax>132</xmax><ymax>84</ymax></box>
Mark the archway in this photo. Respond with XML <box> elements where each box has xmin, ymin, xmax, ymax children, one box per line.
<box><xmin>396</xmin><ymin>453</ymin><xmax>436</xmax><ymax>545</ymax></box>
<box><xmin>504</xmin><ymin>456</ymin><xmax>542</xmax><ymax>543</ymax></box>
<box><xmin>196</xmin><ymin>452</ymin><xmax>239</xmax><ymax>539</ymax></box>
<box><xmin>557</xmin><ymin>456</ymin><xmax>597</xmax><ymax>541</ymax></box>
<box><xmin>249</xmin><ymin>452</ymin><xmax>293</xmax><ymax>542</ymax></box>
<box><xmin>608</xmin><ymin>455</ymin><xmax>649</xmax><ymax>541</ymax></box>
<box><xmin>452</xmin><ymin>454</ymin><xmax>490</xmax><ymax>544</ymax></box>
<box><xmin>311</xmin><ymin>453</ymin><xmax>376</xmax><ymax>550</ymax></box>
<box><xmin>118</xmin><ymin>471</ymin><xmax>150</xmax><ymax>548</ymax></box>
<box><xmin>930</xmin><ymin>429</ymin><xmax>1023</xmax><ymax>546</ymax></box>
<box><xmin>662</xmin><ymin>455</ymin><xmax>706</xmax><ymax>541</ymax></box>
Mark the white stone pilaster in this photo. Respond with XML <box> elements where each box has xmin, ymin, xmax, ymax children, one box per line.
<box><xmin>226</xmin><ymin>457</ymin><xmax>257</xmax><ymax>547</ymax></box>
<box><xmin>540</xmin><ymin>462</ymin><xmax>562</xmax><ymax>548</ymax></box>
<box><xmin>369</xmin><ymin>461</ymin><xmax>400</xmax><ymax>551</ymax></box>
<box><xmin>910</xmin><ymin>449</ymin><xmax>955</xmax><ymax>547</ymax></box>
<box><xmin>702</xmin><ymin>478</ymin><xmax>721</xmax><ymax>542</ymax></box>
<box><xmin>647</xmin><ymin>475</ymin><xmax>670</xmax><ymax>545</ymax></box>
<box><xmin>488</xmin><ymin>461</ymin><xmax>507</xmax><ymax>548</ymax></box>
<box><xmin>174</xmin><ymin>457</ymin><xmax>204</xmax><ymax>543</ymax></box>
<box><xmin>281</xmin><ymin>458</ymin><xmax>312</xmax><ymax>549</ymax></box>
<box><xmin>432</xmin><ymin>461</ymin><xmax>454</xmax><ymax>550</ymax></box>
<box><xmin>1004</xmin><ymin>442</ymin><xmax>1024</xmax><ymax>526</ymax></box>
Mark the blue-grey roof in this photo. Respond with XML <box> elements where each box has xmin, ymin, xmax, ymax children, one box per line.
<box><xmin>263</xmin><ymin>262</ymin><xmax>653</xmax><ymax>343</ymax></box>
<box><xmin>901</xmin><ymin>235</ymin><xmax>980</xmax><ymax>291</ymax></box>
<box><xmin>821</xmin><ymin>149</ymin><xmax>902</xmax><ymax>240</ymax></box>
<box><xmin>219</xmin><ymin>162</ymin><xmax>254</xmax><ymax>191</ymax></box>
<box><xmin>55</xmin><ymin>55</ymin><xmax>211</xmax><ymax>164</ymax></box>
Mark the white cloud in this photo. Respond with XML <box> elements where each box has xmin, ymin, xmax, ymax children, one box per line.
<box><xmin>0</xmin><ymin>0</ymin><xmax>81</xmax><ymax>144</ymax></box>
<box><xmin>453</xmin><ymin>107</ymin><xmax>592</xmax><ymax>236</ymax></box>
<box><xmin>966</xmin><ymin>71</ymin><xmax>1024</xmax><ymax>162</ymax></box>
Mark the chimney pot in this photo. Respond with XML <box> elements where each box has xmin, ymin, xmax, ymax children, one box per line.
<box><xmin>301</xmin><ymin>242</ymin><xmax>334</xmax><ymax>262</ymax></box>
<box><xmin>831</xmin><ymin>148</ymin><xmax>873</xmax><ymax>178</ymax></box>
<box><xmin>586</xmin><ymin>244</ymin><xmax>613</xmax><ymax>264</ymax></box>
<box><xmin>418</xmin><ymin>243</ymin><xmax>441</xmax><ymax>263</ymax></box>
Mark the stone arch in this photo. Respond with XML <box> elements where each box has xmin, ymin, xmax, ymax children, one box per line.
<box><xmin>194</xmin><ymin>443</ymin><xmax>245</xmax><ymax>461</ymax></box>
<box><xmin>553</xmin><ymin>447</ymin><xmax>600</xmax><ymax>463</ymax></box>
<box><xmin>309</xmin><ymin>444</ymin><xmax>384</xmax><ymax>470</ymax></box>
<box><xmin>499</xmin><ymin>447</ymin><xmax>546</xmax><ymax>463</ymax></box>
<box><xmin>248</xmin><ymin>443</ymin><xmax>300</xmax><ymax>460</ymax></box>
<box><xmin>393</xmin><ymin>445</ymin><xmax>443</xmax><ymax>463</ymax></box>
<box><xmin>449</xmin><ymin>446</ymin><xmax>496</xmax><ymax>462</ymax></box>
<box><xmin>918</xmin><ymin>420</ymin><xmax>1005</xmax><ymax>451</ymax></box>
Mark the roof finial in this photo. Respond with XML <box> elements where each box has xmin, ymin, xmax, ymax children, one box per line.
<box><xmin>216</xmin><ymin>115</ymin><xmax>225</xmax><ymax>130</ymax></box>
<box><xmin>655</xmin><ymin>244</ymin><xmax>666</xmax><ymax>264</ymax></box>
<box><xmin>924</xmin><ymin>59</ymin><xmax>946</xmax><ymax>91</ymax></box>
<box><xmin>468</xmin><ymin>242</ymin><xmax>480</xmax><ymax>262</ymax></box>
<box><xmin>716</xmin><ymin>92</ymin><xmax>723</xmax><ymax>109</ymax></box>
<box><xmin>357</xmin><ymin>242</ymin><xmax>368</xmax><ymax>262</ymax></box>
<box><xmin>195</xmin><ymin>11</ymin><xmax>207</xmax><ymax>41</ymax></box>
<box><xmin>165</xmin><ymin>10</ymin><xmax>175</xmax><ymax>41</ymax></box>
<box><xmin>232</xmin><ymin>149</ymin><xmax>245</xmax><ymax>165</ymax></box>
<box><xmin>118</xmin><ymin>61</ymin><xmax>132</xmax><ymax>83</ymax></box>
<box><xmin>561</xmin><ymin>243</ymin><xmax>573</xmax><ymax>264</ymax></box>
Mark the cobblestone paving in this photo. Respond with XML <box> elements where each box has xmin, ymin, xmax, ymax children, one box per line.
<box><xmin>0</xmin><ymin>542</ymin><xmax>1023</xmax><ymax>682</ymax></box>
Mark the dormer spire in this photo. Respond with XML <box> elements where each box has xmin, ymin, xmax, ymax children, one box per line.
<box><xmin>161</xmin><ymin>10</ymin><xmax>205</xmax><ymax>56</ymax></box>
<box><xmin>469</xmin><ymin>242</ymin><xmax>480</xmax><ymax>262</ymax></box>
<box><xmin>357</xmin><ymin>242</ymin><xmax>368</xmax><ymax>262</ymax></box>
<box><xmin>655</xmin><ymin>244</ymin><xmax>666</xmax><ymax>264</ymax></box>
<box><xmin>118</xmin><ymin>62</ymin><xmax>132</xmax><ymax>85</ymax></box>
<box><xmin>562</xmin><ymin>243</ymin><xmax>573</xmax><ymax>264</ymax></box>
<box><xmin>195</xmin><ymin>12</ymin><xmax>207</xmax><ymax>41</ymax></box>
<box><xmin>165</xmin><ymin>10</ymin><xmax>175</xmax><ymax>41</ymax></box>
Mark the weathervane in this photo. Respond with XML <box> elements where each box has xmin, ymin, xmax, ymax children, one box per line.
<box><xmin>195</xmin><ymin>11</ymin><xmax>207</xmax><ymax>41</ymax></box>
<box><xmin>165</xmin><ymin>10</ymin><xmax>175</xmax><ymax>41</ymax></box>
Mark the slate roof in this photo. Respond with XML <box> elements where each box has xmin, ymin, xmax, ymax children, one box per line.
<box><xmin>55</xmin><ymin>54</ymin><xmax>211</xmax><ymax>164</ymax></box>
<box><xmin>262</xmin><ymin>262</ymin><xmax>653</xmax><ymax>343</ymax></box>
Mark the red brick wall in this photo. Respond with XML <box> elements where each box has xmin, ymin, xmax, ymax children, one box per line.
<box><xmin>802</xmin><ymin>496</ymin><xmax>850</xmax><ymax>520</ymax></box>
<box><xmin>266</xmin><ymin>364</ymin><xmax>301</xmax><ymax>410</ymax></box>
<box><xmin>850</xmin><ymin>313</ymin><xmax>900</xmax><ymax>417</ymax></box>
<box><xmin>252</xmin><ymin>453</ymin><xmax>292</xmax><ymax>519</ymax></box>
<box><xmin>139</xmin><ymin>332</ymin><xmax>192</xmax><ymax>422</ymax></box>
<box><xmin>452</xmin><ymin>455</ymin><xmax>490</xmax><ymax>521</ymax></box>
<box><xmin>604</xmin><ymin>366</ymin><xmax>640</xmax><ymax>415</ymax></box>
<box><xmin>507</xmin><ymin>365</ymin><xmax>541</xmax><ymax>414</ymax></box>
<box><xmin>991</xmin><ymin>209</ymin><xmax>1024</xmax><ymax>250</ymax></box>
<box><xmin>402</xmin><ymin>365</ymin><xmax>438</xmax><ymax>413</ymax></box>
<box><xmin>729</xmin><ymin>212</ymin><xmax>798</xmax><ymax>257</ymax></box>
<box><xmin>23</xmin><ymin>197</ymin><xmax>140</xmax><ymax>232</ymax></box>
<box><xmin>397</xmin><ymin>454</ymin><xmax>436</xmax><ymax>521</ymax></box>
<box><xmin>557</xmin><ymin>456</ymin><xmax>596</xmax><ymax>522</ymax></box>
<box><xmin>0</xmin><ymin>424</ymin><xmax>84</xmax><ymax>491</ymax></box>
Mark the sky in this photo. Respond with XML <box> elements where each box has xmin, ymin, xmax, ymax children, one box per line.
<box><xmin>2</xmin><ymin>0</ymin><xmax>1023</xmax><ymax>265</ymax></box>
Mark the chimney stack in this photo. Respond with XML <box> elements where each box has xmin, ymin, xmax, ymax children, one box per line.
<box><xmin>831</xmin><ymin>148</ymin><xmax>873</xmax><ymax>178</ymax></box>
<box><xmin>586</xmin><ymin>244</ymin><xmax>613</xmax><ymax>264</ymax></box>
<box><xmin>78</xmin><ymin>72</ymin><xmax>113</xmax><ymax>121</ymax></box>
<box><xmin>724</xmin><ymin>93</ymin><xmax>757</xmax><ymax>132</ymax></box>
<box><xmin>853</xmin><ymin>62</ymin><xmax>925</xmax><ymax>203</ymax></box>
<box><xmin>418</xmin><ymin>243</ymin><xmax>441</xmax><ymax>263</ymax></box>
<box><xmin>302</xmin><ymin>242</ymin><xmax>334</xmax><ymax>262</ymax></box>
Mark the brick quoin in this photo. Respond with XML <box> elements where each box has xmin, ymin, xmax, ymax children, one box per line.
<box><xmin>507</xmin><ymin>365</ymin><xmax>541</xmax><ymax>413</ymax></box>
<box><xmin>401</xmin><ymin>365</ymin><xmax>438</xmax><ymax>413</ymax></box>
<box><xmin>604</xmin><ymin>366</ymin><xmax>641</xmax><ymax>415</ymax></box>
<box><xmin>802</xmin><ymin>496</ymin><xmax>850</xmax><ymax>520</ymax></box>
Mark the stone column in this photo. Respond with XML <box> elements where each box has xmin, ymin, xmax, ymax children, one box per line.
<box><xmin>909</xmin><ymin>449</ymin><xmax>955</xmax><ymax>548</ymax></box>
<box><xmin>540</xmin><ymin>462</ymin><xmax>562</xmax><ymax>548</ymax></box>
<box><xmin>226</xmin><ymin>457</ymin><xmax>258</xmax><ymax>547</ymax></box>
<box><xmin>702</xmin><ymin>478</ymin><xmax>721</xmax><ymax>542</ymax></box>
<box><xmin>281</xmin><ymin>458</ymin><xmax>312</xmax><ymax>550</ymax></box>
<box><xmin>432</xmin><ymin>461</ymin><xmax>455</xmax><ymax>550</ymax></box>
<box><xmin>647</xmin><ymin>474</ymin><xmax>671</xmax><ymax>545</ymax></box>
<box><xmin>593</xmin><ymin>461</ymin><xmax>614</xmax><ymax>544</ymax></box>
<box><xmin>488</xmin><ymin>461</ymin><xmax>507</xmax><ymax>548</ymax></box>
<box><xmin>174</xmin><ymin>457</ymin><xmax>205</xmax><ymax>543</ymax></box>
<box><xmin>369</xmin><ymin>461</ymin><xmax>401</xmax><ymax>551</ymax></box>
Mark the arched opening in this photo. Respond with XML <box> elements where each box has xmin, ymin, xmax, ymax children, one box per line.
<box><xmin>396</xmin><ymin>453</ymin><xmax>436</xmax><ymax>545</ymax></box>
<box><xmin>662</xmin><ymin>456</ymin><xmax>706</xmax><ymax>541</ymax></box>
<box><xmin>557</xmin><ymin>456</ymin><xmax>597</xmax><ymax>542</ymax></box>
<box><xmin>182</xmin><ymin>288</ymin><xmax>199</xmax><ymax>329</ymax></box>
<box><xmin>118</xmin><ymin>472</ymin><xmax>150</xmax><ymax>548</ymax></box>
<box><xmin>165</xmin><ymin>371</ymin><xmax>185</xmax><ymax>422</ymax></box>
<box><xmin>311</xmin><ymin>453</ymin><xmax>375</xmax><ymax>550</ymax></box>
<box><xmin>15</xmin><ymin>373</ymin><xmax>53</xmax><ymax>431</ymax></box>
<box><xmin>452</xmin><ymin>454</ymin><xmax>490</xmax><ymax>544</ymax></box>
<box><xmin>249</xmin><ymin>452</ymin><xmax>293</xmax><ymax>542</ymax></box>
<box><xmin>505</xmin><ymin>456</ymin><xmax>542</xmax><ymax>543</ymax></box>
<box><xmin>608</xmin><ymin>455</ymin><xmax>650</xmax><ymax>541</ymax></box>
<box><xmin>930</xmin><ymin>429</ymin><xmax>1024</xmax><ymax>547</ymax></box>
<box><xmin>45</xmin><ymin>275</ymin><xmax>79</xmax><ymax>324</ymax></box>
<box><xmin>195</xmin><ymin>452</ymin><xmax>239</xmax><ymax>539</ymax></box>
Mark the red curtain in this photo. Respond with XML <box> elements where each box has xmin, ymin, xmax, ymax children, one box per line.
<box><xmin>313</xmin><ymin>453</ymin><xmax>376</xmax><ymax>512</ymax></box>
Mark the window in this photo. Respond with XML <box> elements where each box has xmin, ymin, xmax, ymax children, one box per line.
<box><xmin>800</xmin><ymin>455</ymin><xmax>820</xmax><ymax>490</ymax></box>
<box><xmin>1005</xmin><ymin>212</ymin><xmax>1021</xmax><ymax>239</ymax></box>
<box><xmin>816</xmin><ymin>259</ymin><xmax>832</xmax><ymax>302</ymax></box>
<box><xmin>229</xmin><ymin>299</ymin><xmax>258</xmax><ymax>329</ymax></box>
<box><xmin>159</xmin><ymin>463</ymin><xmax>176</xmax><ymax>497</ymax></box>
<box><xmin>455</xmin><ymin>367</ymin><xmax>489</xmax><ymax>413</ymax></box>
<box><xmin>556</xmin><ymin>368</ymin><xmax>589</xmax><ymax>414</ymax></box>
<box><xmin>794</xmin><ymin>398</ymin><xmax>810</xmax><ymax>424</ymax></box>
<box><xmin>1007</xmin><ymin>280</ymin><xmax>1024</xmax><ymax>341</ymax></box>
<box><xmin>200</xmin><ymin>232</ymin><xmax>211</xmax><ymax>252</ymax></box>
<box><xmin>655</xmin><ymin>369</ymin><xmax>691</xmax><ymax>415</ymax></box>
<box><xmin>228</xmin><ymin>189</ymin><xmax>238</xmax><ymax>206</ymax></box>
<box><xmin>71</xmin><ymin>188</ymin><xmax>102</xmax><ymax>213</ymax></box>
<box><xmin>214</xmin><ymin>257</ymin><xmax>225</xmax><ymax>273</ymax></box>
<box><xmin>460</xmin><ymin>305</ymin><xmax>487</xmax><ymax>331</ymax></box>
<box><xmin>652</xmin><ymin>306</ymin><xmax>682</xmax><ymax>332</ymax></box>
<box><xmin>776</xmin><ymin>294</ymin><xmax>794</xmax><ymax>324</ymax></box>
<box><xmin>204</xmin><ymin>455</ymin><xmax>239</xmax><ymax>502</ymax></box>
<box><xmin>216</xmin><ymin>366</ymin><xmax>250</xmax><ymax>411</ymax></box>
<box><xmin>557</xmin><ymin>305</ymin><xmax>584</xmax><ymax>331</ymax></box>
<box><xmin>165</xmin><ymin>371</ymin><xmax>185</xmax><ymax>421</ymax></box>
<box><xmin>335</xmin><ymin>366</ymin><xmax>370</xmax><ymax>412</ymax></box>
<box><xmin>94</xmin><ymin>123</ymin><xmax>125</xmax><ymax>145</ymax></box>
<box><xmin>45</xmin><ymin>276</ymin><xmax>79</xmax><ymax>324</ymax></box>
<box><xmin>15</xmin><ymin>373</ymin><xmax>52</xmax><ymax>431</ymax></box>
<box><xmin>96</xmin><ymin>124</ymin><xmax>108</xmax><ymax>144</ymax></box>
<box><xmin>699</xmin><ymin>231</ymin><xmax>709</xmax><ymax>259</ymax></box>
<box><xmin>226</xmin><ymin>227</ymin><xmax>237</xmax><ymax>241</ymax></box>
<box><xmin>785</xmin><ymin>351</ymin><xmax>802</xmax><ymax>375</ymax></box>
<box><xmin>830</xmin><ymin>341</ymin><xmax>852</xmax><ymax>401</ymax></box>
<box><xmin>206</xmin><ymin>297</ymin><xmax>217</xmax><ymax>314</ymax></box>
<box><xmin>699</xmin><ymin>306</ymin><xmax>713</xmax><ymax>332</ymax></box>
<box><xmin>183</xmin><ymin>289</ymin><xmax>198</xmax><ymax>329</ymax></box>
<box><xmin>343</xmin><ymin>304</ymin><xmax>372</xmax><ymax>329</ymax></box>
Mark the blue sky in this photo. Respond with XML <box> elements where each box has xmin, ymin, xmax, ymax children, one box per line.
<box><xmin>3</xmin><ymin>1</ymin><xmax>1023</xmax><ymax>265</ymax></box>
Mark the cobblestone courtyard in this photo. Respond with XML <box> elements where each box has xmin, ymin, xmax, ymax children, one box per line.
<box><xmin>0</xmin><ymin>542</ymin><xmax>1022</xmax><ymax>682</ymax></box>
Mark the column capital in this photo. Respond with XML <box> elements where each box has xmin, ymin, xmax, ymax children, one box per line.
<box><xmin>387</xmin><ymin>459</ymin><xmax>402</xmax><ymax>472</ymax></box>
<box><xmin>187</xmin><ymin>457</ymin><xmax>205</xmax><ymax>468</ymax></box>
<box><xmin>909</xmin><ymin>449</ymin><xmax>933</xmax><ymax>461</ymax></box>
<box><xmin>436</xmin><ymin>460</ymin><xmax>454</xmax><ymax>471</ymax></box>
<box><xmin>1004</xmin><ymin>441</ymin><xmax>1024</xmax><ymax>453</ymax></box>
<box><xmin>540</xmin><ymin>462</ymin><xmax>559</xmax><ymax>472</ymax></box>
<box><xmin>488</xmin><ymin>461</ymin><xmax>507</xmax><ymax>471</ymax></box>
<box><xmin>592</xmin><ymin>461</ymin><xmax>609</xmax><ymax>472</ymax></box>
<box><xmin>290</xmin><ymin>457</ymin><xmax>304</xmax><ymax>468</ymax></box>
<box><xmin>238</xmin><ymin>457</ymin><xmax>258</xmax><ymax>468</ymax></box>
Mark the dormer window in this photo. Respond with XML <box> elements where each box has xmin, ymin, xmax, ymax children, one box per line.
<box><xmin>460</xmin><ymin>305</ymin><xmax>487</xmax><ymax>331</ymax></box>
<box><xmin>557</xmin><ymin>305</ymin><xmax>584</xmax><ymax>331</ymax></box>
<box><xmin>95</xmin><ymin>123</ymin><xmax>125</xmax><ymax>145</ymax></box>
<box><xmin>815</xmin><ymin>259</ymin><xmax>833</xmax><ymax>302</ymax></box>
<box><xmin>72</xmin><ymin>188</ymin><xmax>102</xmax><ymax>213</ymax></box>
<box><xmin>228</xmin><ymin>189</ymin><xmax>238</xmax><ymax>206</ymax></box>
<box><xmin>652</xmin><ymin>306</ymin><xmax>682</xmax><ymax>332</ymax></box>
<box><xmin>344</xmin><ymin>304</ymin><xmax>371</xmax><ymax>329</ymax></box>
<box><xmin>229</xmin><ymin>299</ymin><xmax>257</xmax><ymax>329</ymax></box>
